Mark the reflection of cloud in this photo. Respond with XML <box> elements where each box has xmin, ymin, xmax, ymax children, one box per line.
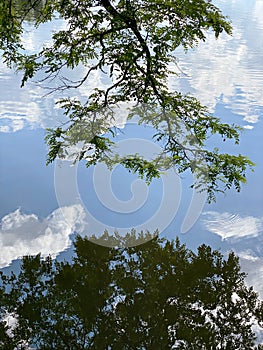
<box><xmin>170</xmin><ymin>0</ymin><xmax>263</xmax><ymax>128</ymax></box>
<box><xmin>0</xmin><ymin>20</ymin><xmax>69</xmax><ymax>133</ymax></box>
<box><xmin>0</xmin><ymin>63</ymin><xmax>129</xmax><ymax>133</ymax></box>
<box><xmin>202</xmin><ymin>211</ymin><xmax>263</xmax><ymax>240</ymax></box>
<box><xmin>252</xmin><ymin>1</ymin><xmax>263</xmax><ymax>33</ymax></box>
<box><xmin>203</xmin><ymin>210</ymin><xmax>263</xmax><ymax>299</ymax></box>
<box><xmin>170</xmin><ymin>31</ymin><xmax>247</xmax><ymax>109</ymax></box>
<box><xmin>0</xmin><ymin>101</ymin><xmax>42</xmax><ymax>132</ymax></box>
<box><xmin>2</xmin><ymin>313</ymin><xmax>18</xmax><ymax>338</ymax></box>
<box><xmin>0</xmin><ymin>19</ymin><xmax>129</xmax><ymax>133</ymax></box>
<box><xmin>243</xmin><ymin>115</ymin><xmax>259</xmax><ymax>123</ymax></box>
<box><xmin>0</xmin><ymin>64</ymin><xmax>65</xmax><ymax>133</ymax></box>
<box><xmin>239</xmin><ymin>256</ymin><xmax>263</xmax><ymax>299</ymax></box>
<box><xmin>238</xmin><ymin>250</ymin><xmax>259</xmax><ymax>262</ymax></box>
<box><xmin>0</xmin><ymin>205</ymin><xmax>87</xmax><ymax>268</ymax></box>
<box><xmin>243</xmin><ymin>125</ymin><xmax>254</xmax><ymax>130</ymax></box>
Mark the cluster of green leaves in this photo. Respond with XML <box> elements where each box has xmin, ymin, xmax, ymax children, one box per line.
<box><xmin>0</xmin><ymin>0</ymin><xmax>254</xmax><ymax>201</ymax></box>
<box><xmin>1</xmin><ymin>232</ymin><xmax>263</xmax><ymax>349</ymax></box>
<box><xmin>0</xmin><ymin>0</ymin><xmax>45</xmax><ymax>66</ymax></box>
<box><xmin>0</xmin><ymin>0</ymin><xmax>22</xmax><ymax>65</ymax></box>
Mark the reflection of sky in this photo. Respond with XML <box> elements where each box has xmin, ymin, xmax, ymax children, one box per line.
<box><xmin>0</xmin><ymin>0</ymin><xmax>263</xmax><ymax>298</ymax></box>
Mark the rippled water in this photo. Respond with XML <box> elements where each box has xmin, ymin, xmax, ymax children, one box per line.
<box><xmin>171</xmin><ymin>0</ymin><xmax>263</xmax><ymax>129</ymax></box>
<box><xmin>0</xmin><ymin>0</ymin><xmax>263</xmax><ymax>298</ymax></box>
<box><xmin>1</xmin><ymin>0</ymin><xmax>262</xmax><ymax>132</ymax></box>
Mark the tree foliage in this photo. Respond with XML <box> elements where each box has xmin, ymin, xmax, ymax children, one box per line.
<box><xmin>0</xmin><ymin>0</ymin><xmax>255</xmax><ymax>201</ymax></box>
<box><xmin>1</xmin><ymin>232</ymin><xmax>263</xmax><ymax>349</ymax></box>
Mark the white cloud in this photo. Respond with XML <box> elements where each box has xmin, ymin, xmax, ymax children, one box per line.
<box><xmin>202</xmin><ymin>211</ymin><xmax>263</xmax><ymax>240</ymax></box>
<box><xmin>0</xmin><ymin>205</ymin><xmax>87</xmax><ymax>268</ymax></box>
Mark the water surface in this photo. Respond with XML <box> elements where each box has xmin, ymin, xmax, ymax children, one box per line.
<box><xmin>0</xmin><ymin>0</ymin><xmax>263</xmax><ymax>297</ymax></box>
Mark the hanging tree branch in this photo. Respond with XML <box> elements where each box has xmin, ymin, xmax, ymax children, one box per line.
<box><xmin>0</xmin><ymin>0</ymin><xmax>254</xmax><ymax>201</ymax></box>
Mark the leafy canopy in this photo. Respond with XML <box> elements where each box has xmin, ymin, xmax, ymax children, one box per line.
<box><xmin>1</xmin><ymin>232</ymin><xmax>263</xmax><ymax>349</ymax></box>
<box><xmin>0</xmin><ymin>0</ymin><xmax>255</xmax><ymax>201</ymax></box>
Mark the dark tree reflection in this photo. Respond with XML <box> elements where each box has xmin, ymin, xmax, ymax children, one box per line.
<box><xmin>1</xmin><ymin>232</ymin><xmax>263</xmax><ymax>349</ymax></box>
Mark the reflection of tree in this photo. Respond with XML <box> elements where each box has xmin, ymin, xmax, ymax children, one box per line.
<box><xmin>1</xmin><ymin>232</ymin><xmax>263</xmax><ymax>348</ymax></box>
<box><xmin>0</xmin><ymin>0</ymin><xmax>46</xmax><ymax>69</ymax></box>
<box><xmin>4</xmin><ymin>0</ymin><xmax>45</xmax><ymax>22</ymax></box>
